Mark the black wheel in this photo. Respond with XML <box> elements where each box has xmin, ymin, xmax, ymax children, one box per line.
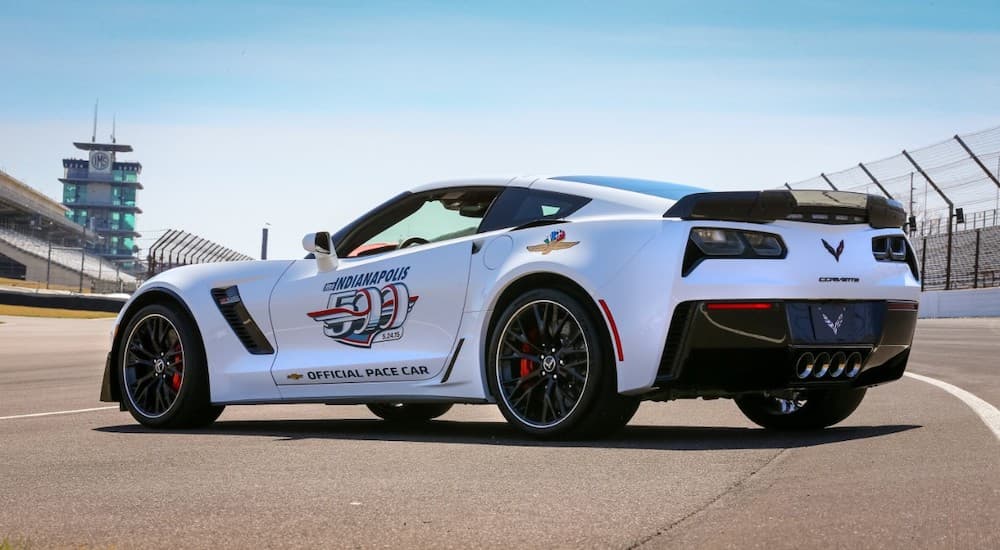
<box><xmin>735</xmin><ymin>387</ymin><xmax>867</xmax><ymax>430</ymax></box>
<box><xmin>118</xmin><ymin>304</ymin><xmax>224</xmax><ymax>428</ymax></box>
<box><xmin>487</xmin><ymin>288</ymin><xmax>638</xmax><ymax>439</ymax></box>
<box><xmin>367</xmin><ymin>403</ymin><xmax>453</xmax><ymax>423</ymax></box>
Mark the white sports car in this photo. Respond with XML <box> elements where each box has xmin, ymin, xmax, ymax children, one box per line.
<box><xmin>101</xmin><ymin>175</ymin><xmax>920</xmax><ymax>438</ymax></box>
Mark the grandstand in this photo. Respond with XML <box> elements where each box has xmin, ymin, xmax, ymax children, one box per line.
<box><xmin>788</xmin><ymin>125</ymin><xmax>1000</xmax><ymax>290</ymax></box>
<box><xmin>1</xmin><ymin>169</ymin><xmax>135</xmax><ymax>292</ymax></box>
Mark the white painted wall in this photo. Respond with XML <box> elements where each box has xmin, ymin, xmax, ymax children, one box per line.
<box><xmin>919</xmin><ymin>287</ymin><xmax>1000</xmax><ymax>318</ymax></box>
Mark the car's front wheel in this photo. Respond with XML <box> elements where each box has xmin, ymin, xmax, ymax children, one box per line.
<box><xmin>487</xmin><ymin>289</ymin><xmax>638</xmax><ymax>439</ymax></box>
<box><xmin>735</xmin><ymin>387</ymin><xmax>867</xmax><ymax>430</ymax></box>
<box><xmin>118</xmin><ymin>304</ymin><xmax>224</xmax><ymax>428</ymax></box>
<box><xmin>366</xmin><ymin>403</ymin><xmax>453</xmax><ymax>423</ymax></box>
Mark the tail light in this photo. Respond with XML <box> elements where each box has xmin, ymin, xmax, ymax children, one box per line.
<box><xmin>683</xmin><ymin>228</ymin><xmax>787</xmax><ymax>276</ymax></box>
<box><xmin>872</xmin><ymin>235</ymin><xmax>920</xmax><ymax>280</ymax></box>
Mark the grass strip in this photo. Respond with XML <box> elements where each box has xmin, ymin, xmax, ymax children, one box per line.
<box><xmin>0</xmin><ymin>304</ymin><xmax>116</xmax><ymax>319</ymax></box>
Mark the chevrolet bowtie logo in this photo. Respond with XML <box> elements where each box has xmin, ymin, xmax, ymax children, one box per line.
<box><xmin>822</xmin><ymin>239</ymin><xmax>845</xmax><ymax>262</ymax></box>
<box><xmin>287</xmin><ymin>373</ymin><xmax>303</xmax><ymax>380</ymax></box>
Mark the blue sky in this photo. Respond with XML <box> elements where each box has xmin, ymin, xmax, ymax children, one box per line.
<box><xmin>1</xmin><ymin>0</ymin><xmax>999</xmax><ymax>258</ymax></box>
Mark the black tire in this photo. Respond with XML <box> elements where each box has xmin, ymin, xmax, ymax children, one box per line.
<box><xmin>487</xmin><ymin>288</ymin><xmax>637</xmax><ymax>439</ymax></box>
<box><xmin>367</xmin><ymin>403</ymin><xmax>453</xmax><ymax>423</ymax></box>
<box><xmin>735</xmin><ymin>387</ymin><xmax>867</xmax><ymax>430</ymax></box>
<box><xmin>118</xmin><ymin>303</ymin><xmax>224</xmax><ymax>428</ymax></box>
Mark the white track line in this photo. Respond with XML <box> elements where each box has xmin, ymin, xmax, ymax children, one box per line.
<box><xmin>905</xmin><ymin>372</ymin><xmax>1000</xmax><ymax>441</ymax></box>
<box><xmin>0</xmin><ymin>406</ymin><xmax>118</xmax><ymax>421</ymax></box>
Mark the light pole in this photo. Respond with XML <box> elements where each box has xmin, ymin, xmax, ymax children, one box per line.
<box><xmin>261</xmin><ymin>222</ymin><xmax>271</xmax><ymax>260</ymax></box>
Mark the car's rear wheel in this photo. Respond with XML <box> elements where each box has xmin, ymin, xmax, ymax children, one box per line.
<box><xmin>119</xmin><ymin>304</ymin><xmax>224</xmax><ymax>428</ymax></box>
<box><xmin>487</xmin><ymin>289</ymin><xmax>638</xmax><ymax>439</ymax></box>
<box><xmin>367</xmin><ymin>403</ymin><xmax>453</xmax><ymax>423</ymax></box>
<box><xmin>735</xmin><ymin>387</ymin><xmax>867</xmax><ymax>430</ymax></box>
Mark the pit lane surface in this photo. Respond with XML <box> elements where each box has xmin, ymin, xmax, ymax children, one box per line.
<box><xmin>1</xmin><ymin>315</ymin><xmax>997</xmax><ymax>548</ymax></box>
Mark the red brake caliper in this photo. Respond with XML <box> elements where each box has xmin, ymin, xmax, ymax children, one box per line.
<box><xmin>170</xmin><ymin>343</ymin><xmax>183</xmax><ymax>391</ymax></box>
<box><xmin>519</xmin><ymin>343</ymin><xmax>533</xmax><ymax>377</ymax></box>
<box><xmin>519</xmin><ymin>329</ymin><xmax>538</xmax><ymax>377</ymax></box>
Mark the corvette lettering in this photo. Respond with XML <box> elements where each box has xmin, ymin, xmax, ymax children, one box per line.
<box><xmin>818</xmin><ymin>277</ymin><xmax>860</xmax><ymax>283</ymax></box>
<box><xmin>308</xmin><ymin>270</ymin><xmax>419</xmax><ymax>348</ymax></box>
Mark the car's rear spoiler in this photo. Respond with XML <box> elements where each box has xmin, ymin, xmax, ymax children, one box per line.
<box><xmin>663</xmin><ymin>190</ymin><xmax>906</xmax><ymax>229</ymax></box>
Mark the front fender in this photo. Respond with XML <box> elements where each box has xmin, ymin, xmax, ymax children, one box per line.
<box><xmin>106</xmin><ymin>260</ymin><xmax>295</xmax><ymax>404</ymax></box>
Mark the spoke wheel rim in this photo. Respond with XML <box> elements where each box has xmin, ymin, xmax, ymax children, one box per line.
<box><xmin>495</xmin><ymin>300</ymin><xmax>590</xmax><ymax>429</ymax></box>
<box><xmin>122</xmin><ymin>313</ymin><xmax>185</xmax><ymax>419</ymax></box>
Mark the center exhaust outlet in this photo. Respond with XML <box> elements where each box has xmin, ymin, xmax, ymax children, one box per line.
<box><xmin>829</xmin><ymin>352</ymin><xmax>848</xmax><ymax>378</ymax></box>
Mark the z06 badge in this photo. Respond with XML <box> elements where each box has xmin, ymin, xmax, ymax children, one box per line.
<box><xmin>307</xmin><ymin>282</ymin><xmax>419</xmax><ymax>348</ymax></box>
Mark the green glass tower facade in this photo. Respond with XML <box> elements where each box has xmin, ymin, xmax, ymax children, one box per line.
<box><xmin>60</xmin><ymin>141</ymin><xmax>142</xmax><ymax>263</ymax></box>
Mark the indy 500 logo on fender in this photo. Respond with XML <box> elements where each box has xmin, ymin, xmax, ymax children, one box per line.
<box><xmin>307</xmin><ymin>267</ymin><xmax>418</xmax><ymax>348</ymax></box>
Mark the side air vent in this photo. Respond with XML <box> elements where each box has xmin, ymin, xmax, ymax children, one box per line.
<box><xmin>656</xmin><ymin>302</ymin><xmax>694</xmax><ymax>382</ymax></box>
<box><xmin>211</xmin><ymin>286</ymin><xmax>275</xmax><ymax>355</ymax></box>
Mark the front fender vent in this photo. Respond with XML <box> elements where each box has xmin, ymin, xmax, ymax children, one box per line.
<box><xmin>211</xmin><ymin>286</ymin><xmax>275</xmax><ymax>355</ymax></box>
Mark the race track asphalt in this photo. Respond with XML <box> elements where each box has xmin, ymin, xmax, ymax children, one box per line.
<box><xmin>0</xmin><ymin>315</ymin><xmax>997</xmax><ymax>549</ymax></box>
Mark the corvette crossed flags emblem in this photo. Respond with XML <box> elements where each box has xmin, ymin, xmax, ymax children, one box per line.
<box><xmin>822</xmin><ymin>239</ymin><xmax>845</xmax><ymax>262</ymax></box>
<box><xmin>821</xmin><ymin>310</ymin><xmax>845</xmax><ymax>335</ymax></box>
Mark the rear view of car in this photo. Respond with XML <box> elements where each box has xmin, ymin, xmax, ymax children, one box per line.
<box><xmin>645</xmin><ymin>189</ymin><xmax>919</xmax><ymax>429</ymax></box>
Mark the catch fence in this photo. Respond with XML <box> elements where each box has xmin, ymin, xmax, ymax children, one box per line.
<box><xmin>788</xmin><ymin>125</ymin><xmax>1000</xmax><ymax>290</ymax></box>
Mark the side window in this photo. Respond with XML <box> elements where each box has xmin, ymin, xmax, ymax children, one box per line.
<box><xmin>337</xmin><ymin>188</ymin><xmax>502</xmax><ymax>257</ymax></box>
<box><xmin>479</xmin><ymin>188</ymin><xmax>591</xmax><ymax>232</ymax></box>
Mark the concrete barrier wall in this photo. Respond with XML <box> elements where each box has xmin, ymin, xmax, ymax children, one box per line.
<box><xmin>0</xmin><ymin>288</ymin><xmax>126</xmax><ymax>313</ymax></box>
<box><xmin>919</xmin><ymin>287</ymin><xmax>1000</xmax><ymax>318</ymax></box>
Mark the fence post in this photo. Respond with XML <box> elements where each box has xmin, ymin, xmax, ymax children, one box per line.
<box><xmin>954</xmin><ymin>134</ymin><xmax>1000</xmax><ymax>190</ymax></box>
<box><xmin>903</xmin><ymin>150</ymin><xmax>954</xmax><ymax>290</ymax></box>
<box><xmin>820</xmin><ymin>173</ymin><xmax>839</xmax><ymax>191</ymax></box>
<box><xmin>973</xmin><ymin>229</ymin><xmax>981</xmax><ymax>289</ymax></box>
<box><xmin>46</xmin><ymin>239</ymin><xmax>52</xmax><ymax>289</ymax></box>
<box><xmin>920</xmin><ymin>237</ymin><xmax>927</xmax><ymax>292</ymax></box>
<box><xmin>79</xmin><ymin>245</ymin><xmax>85</xmax><ymax>293</ymax></box>
<box><xmin>858</xmin><ymin>162</ymin><xmax>895</xmax><ymax>199</ymax></box>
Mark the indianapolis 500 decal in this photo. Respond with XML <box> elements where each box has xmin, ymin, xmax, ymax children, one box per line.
<box><xmin>307</xmin><ymin>267</ymin><xmax>418</xmax><ymax>348</ymax></box>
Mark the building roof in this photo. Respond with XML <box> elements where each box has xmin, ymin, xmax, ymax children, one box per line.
<box><xmin>73</xmin><ymin>142</ymin><xmax>133</xmax><ymax>153</ymax></box>
<box><xmin>0</xmin><ymin>169</ymin><xmax>69</xmax><ymax>217</ymax></box>
<box><xmin>0</xmin><ymin>169</ymin><xmax>88</xmax><ymax>235</ymax></box>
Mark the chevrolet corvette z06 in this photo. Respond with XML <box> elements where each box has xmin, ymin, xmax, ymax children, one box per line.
<box><xmin>101</xmin><ymin>175</ymin><xmax>919</xmax><ymax>438</ymax></box>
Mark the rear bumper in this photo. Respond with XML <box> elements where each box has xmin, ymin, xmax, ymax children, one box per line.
<box><xmin>647</xmin><ymin>299</ymin><xmax>917</xmax><ymax>398</ymax></box>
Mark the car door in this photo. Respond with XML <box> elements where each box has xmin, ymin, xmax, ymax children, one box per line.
<box><xmin>268</xmin><ymin>187</ymin><xmax>501</xmax><ymax>398</ymax></box>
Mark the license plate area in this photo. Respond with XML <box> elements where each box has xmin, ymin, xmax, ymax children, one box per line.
<box><xmin>786</xmin><ymin>301</ymin><xmax>883</xmax><ymax>344</ymax></box>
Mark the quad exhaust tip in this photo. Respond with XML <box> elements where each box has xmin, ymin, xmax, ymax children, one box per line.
<box><xmin>829</xmin><ymin>352</ymin><xmax>847</xmax><ymax>378</ymax></box>
<box><xmin>795</xmin><ymin>352</ymin><xmax>815</xmax><ymax>379</ymax></box>
<box><xmin>845</xmin><ymin>352</ymin><xmax>863</xmax><ymax>378</ymax></box>
<box><xmin>795</xmin><ymin>350</ymin><xmax>864</xmax><ymax>380</ymax></box>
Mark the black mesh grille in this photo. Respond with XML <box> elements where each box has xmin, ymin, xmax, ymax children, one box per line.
<box><xmin>211</xmin><ymin>287</ymin><xmax>274</xmax><ymax>355</ymax></box>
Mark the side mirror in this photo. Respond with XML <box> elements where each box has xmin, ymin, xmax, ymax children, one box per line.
<box><xmin>302</xmin><ymin>231</ymin><xmax>338</xmax><ymax>272</ymax></box>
